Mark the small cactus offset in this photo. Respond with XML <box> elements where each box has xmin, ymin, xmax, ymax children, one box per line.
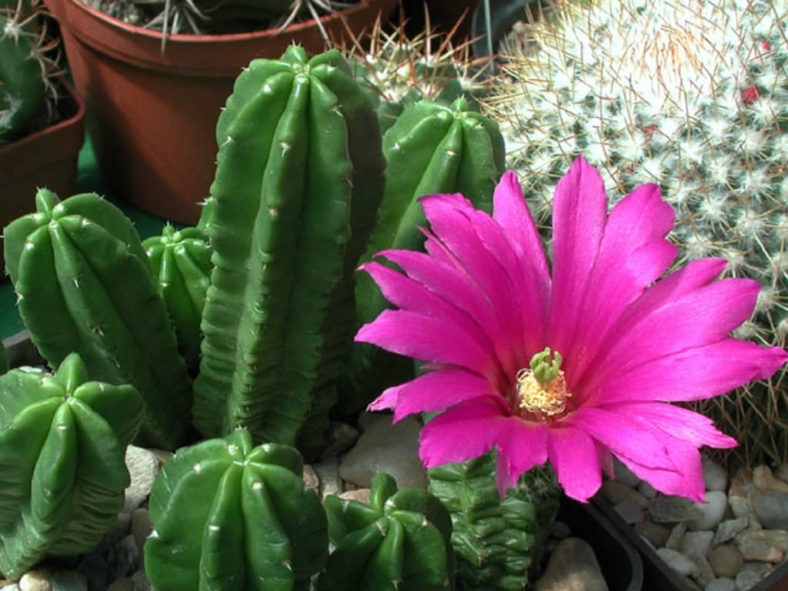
<box><xmin>3</xmin><ymin>189</ymin><xmax>194</xmax><ymax>450</ymax></box>
<box><xmin>339</xmin><ymin>97</ymin><xmax>505</xmax><ymax>416</ymax></box>
<box><xmin>142</xmin><ymin>224</ymin><xmax>212</xmax><ymax>372</ymax></box>
<box><xmin>194</xmin><ymin>46</ymin><xmax>385</xmax><ymax>452</ymax></box>
<box><xmin>0</xmin><ymin>353</ymin><xmax>144</xmax><ymax>579</ymax></box>
<box><xmin>0</xmin><ymin>4</ymin><xmax>51</xmax><ymax>144</ymax></box>
<box><xmin>318</xmin><ymin>472</ymin><xmax>454</xmax><ymax>591</ymax></box>
<box><xmin>428</xmin><ymin>452</ymin><xmax>561</xmax><ymax>590</ymax></box>
<box><xmin>485</xmin><ymin>0</ymin><xmax>788</xmax><ymax>466</ymax></box>
<box><xmin>144</xmin><ymin>429</ymin><xmax>328</xmax><ymax>591</ymax></box>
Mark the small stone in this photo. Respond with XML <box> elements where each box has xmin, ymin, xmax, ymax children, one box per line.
<box><xmin>656</xmin><ymin>548</ymin><xmax>699</xmax><ymax>577</ymax></box>
<box><xmin>49</xmin><ymin>570</ymin><xmax>87</xmax><ymax>591</ymax></box>
<box><xmin>320</xmin><ymin>421</ymin><xmax>359</xmax><ymax>458</ymax></box>
<box><xmin>704</xmin><ymin>578</ymin><xmax>736</xmax><ymax>591</ymax></box>
<box><xmin>734</xmin><ymin>530</ymin><xmax>787</xmax><ymax>563</ymax></box>
<box><xmin>729</xmin><ymin>468</ymin><xmax>755</xmax><ymax>499</ymax></box>
<box><xmin>614</xmin><ymin>499</ymin><xmax>645</xmax><ymax>524</ymax></box>
<box><xmin>735</xmin><ymin>562</ymin><xmax>775</xmax><ymax>590</ymax></box>
<box><xmin>108</xmin><ymin>535</ymin><xmax>140</xmax><ymax>580</ymax></box>
<box><xmin>534</xmin><ymin>537</ymin><xmax>609</xmax><ymax>591</ymax></box>
<box><xmin>302</xmin><ymin>464</ymin><xmax>319</xmax><ymax>494</ymax></box>
<box><xmin>130</xmin><ymin>508</ymin><xmax>153</xmax><ymax>559</ymax></box>
<box><xmin>637</xmin><ymin>481</ymin><xmax>658</xmax><ymax>500</ymax></box>
<box><xmin>313</xmin><ymin>457</ymin><xmax>343</xmax><ymax>500</ymax></box>
<box><xmin>613</xmin><ymin>458</ymin><xmax>641</xmax><ymax>488</ymax></box>
<box><xmin>729</xmin><ymin>496</ymin><xmax>759</xmax><ymax>527</ymax></box>
<box><xmin>666</xmin><ymin>523</ymin><xmax>688</xmax><ymax>550</ymax></box>
<box><xmin>338</xmin><ymin>488</ymin><xmax>371</xmax><ymax>504</ymax></box>
<box><xmin>649</xmin><ymin>496</ymin><xmax>702</xmax><ymax>523</ymax></box>
<box><xmin>688</xmin><ymin>491</ymin><xmax>727</xmax><ymax>531</ymax></box>
<box><xmin>550</xmin><ymin>520</ymin><xmax>572</xmax><ymax>540</ymax></box>
<box><xmin>634</xmin><ymin>520</ymin><xmax>670</xmax><ymax>548</ymax></box>
<box><xmin>690</xmin><ymin>556</ymin><xmax>716</xmax><ymax>587</ymax></box>
<box><xmin>707</xmin><ymin>545</ymin><xmax>743</xmax><ymax>578</ymax></box>
<box><xmin>752</xmin><ymin>465</ymin><xmax>788</xmax><ymax>494</ymax></box>
<box><xmin>124</xmin><ymin>446</ymin><xmax>160</xmax><ymax>514</ymax></box>
<box><xmin>713</xmin><ymin>517</ymin><xmax>748</xmax><ymax>545</ymax></box>
<box><xmin>681</xmin><ymin>530</ymin><xmax>714</xmax><ymax>558</ymax></box>
<box><xmin>18</xmin><ymin>570</ymin><xmax>52</xmax><ymax>591</ymax></box>
<box><xmin>703</xmin><ymin>458</ymin><xmax>728</xmax><ymax>492</ymax></box>
<box><xmin>146</xmin><ymin>448</ymin><xmax>173</xmax><ymax>468</ymax></box>
<box><xmin>600</xmin><ymin>481</ymin><xmax>648</xmax><ymax>508</ymax></box>
<box><xmin>774</xmin><ymin>463</ymin><xmax>788</xmax><ymax>485</ymax></box>
<box><xmin>107</xmin><ymin>579</ymin><xmax>134</xmax><ymax>591</ymax></box>
<box><xmin>339</xmin><ymin>413</ymin><xmax>427</xmax><ymax>490</ymax></box>
<box><xmin>754</xmin><ymin>491</ymin><xmax>788</xmax><ymax>529</ymax></box>
<box><xmin>130</xmin><ymin>569</ymin><xmax>150</xmax><ymax>591</ymax></box>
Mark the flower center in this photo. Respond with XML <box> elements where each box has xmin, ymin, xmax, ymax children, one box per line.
<box><xmin>515</xmin><ymin>347</ymin><xmax>572</xmax><ymax>418</ymax></box>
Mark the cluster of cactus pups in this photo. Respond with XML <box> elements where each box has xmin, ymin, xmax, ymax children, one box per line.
<box><xmin>0</xmin><ymin>40</ymin><xmax>561</xmax><ymax>588</ymax></box>
<box><xmin>485</xmin><ymin>0</ymin><xmax>787</xmax><ymax>468</ymax></box>
<box><xmin>0</xmin><ymin>0</ymin><xmax>62</xmax><ymax>144</ymax></box>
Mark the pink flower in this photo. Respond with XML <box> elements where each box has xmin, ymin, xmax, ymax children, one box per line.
<box><xmin>356</xmin><ymin>156</ymin><xmax>788</xmax><ymax>502</ymax></box>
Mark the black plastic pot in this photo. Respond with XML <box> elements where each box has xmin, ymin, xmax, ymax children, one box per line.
<box><xmin>591</xmin><ymin>496</ymin><xmax>788</xmax><ymax>591</ymax></box>
<box><xmin>559</xmin><ymin>497</ymin><xmax>644</xmax><ymax>591</ymax></box>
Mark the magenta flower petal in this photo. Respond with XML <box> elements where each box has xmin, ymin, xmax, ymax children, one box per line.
<box><xmin>547</xmin><ymin>427</ymin><xmax>602</xmax><ymax>502</ymax></box>
<box><xmin>548</xmin><ymin>156</ymin><xmax>608</xmax><ymax>355</ymax></box>
<box><xmin>369</xmin><ymin>369</ymin><xmax>494</xmax><ymax>422</ymax></box>
<box><xmin>496</xmin><ymin>419</ymin><xmax>549</xmax><ymax>485</ymax></box>
<box><xmin>589</xmin><ymin>339</ymin><xmax>788</xmax><ymax>404</ymax></box>
<box><xmin>617</xmin><ymin>444</ymin><xmax>706</xmax><ymax>501</ymax></box>
<box><xmin>355</xmin><ymin>310</ymin><xmax>492</xmax><ymax>375</ymax></box>
<box><xmin>419</xmin><ymin>396</ymin><xmax>512</xmax><ymax>467</ymax></box>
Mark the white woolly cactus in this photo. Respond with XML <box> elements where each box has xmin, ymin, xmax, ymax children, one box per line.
<box><xmin>484</xmin><ymin>0</ymin><xmax>787</xmax><ymax>466</ymax></box>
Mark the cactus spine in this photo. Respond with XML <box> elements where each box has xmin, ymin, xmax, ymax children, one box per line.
<box><xmin>194</xmin><ymin>46</ymin><xmax>385</xmax><ymax>451</ymax></box>
<box><xmin>0</xmin><ymin>354</ymin><xmax>143</xmax><ymax>579</ymax></box>
<box><xmin>143</xmin><ymin>224</ymin><xmax>212</xmax><ymax>372</ymax></box>
<box><xmin>428</xmin><ymin>452</ymin><xmax>560</xmax><ymax>590</ymax></box>
<box><xmin>340</xmin><ymin>97</ymin><xmax>505</xmax><ymax>415</ymax></box>
<box><xmin>3</xmin><ymin>189</ymin><xmax>194</xmax><ymax>450</ymax></box>
<box><xmin>485</xmin><ymin>0</ymin><xmax>788</xmax><ymax>466</ymax></box>
<box><xmin>318</xmin><ymin>472</ymin><xmax>454</xmax><ymax>591</ymax></box>
<box><xmin>144</xmin><ymin>429</ymin><xmax>327</xmax><ymax>590</ymax></box>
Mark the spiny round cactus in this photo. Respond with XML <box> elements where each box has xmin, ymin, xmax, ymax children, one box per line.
<box><xmin>483</xmin><ymin>0</ymin><xmax>787</xmax><ymax>467</ymax></box>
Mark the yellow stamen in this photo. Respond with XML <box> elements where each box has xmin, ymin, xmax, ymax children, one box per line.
<box><xmin>516</xmin><ymin>367</ymin><xmax>572</xmax><ymax>417</ymax></box>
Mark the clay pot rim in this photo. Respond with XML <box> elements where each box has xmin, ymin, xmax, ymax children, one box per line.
<box><xmin>62</xmin><ymin>0</ymin><xmax>383</xmax><ymax>45</ymax></box>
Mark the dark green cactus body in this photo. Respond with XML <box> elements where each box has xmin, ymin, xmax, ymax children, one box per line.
<box><xmin>143</xmin><ymin>225</ymin><xmax>212</xmax><ymax>372</ymax></box>
<box><xmin>428</xmin><ymin>452</ymin><xmax>560</xmax><ymax>590</ymax></box>
<box><xmin>339</xmin><ymin>97</ymin><xmax>505</xmax><ymax>415</ymax></box>
<box><xmin>194</xmin><ymin>46</ymin><xmax>385</xmax><ymax>451</ymax></box>
<box><xmin>0</xmin><ymin>353</ymin><xmax>143</xmax><ymax>579</ymax></box>
<box><xmin>144</xmin><ymin>429</ymin><xmax>328</xmax><ymax>591</ymax></box>
<box><xmin>3</xmin><ymin>189</ymin><xmax>194</xmax><ymax>450</ymax></box>
<box><xmin>318</xmin><ymin>473</ymin><xmax>454</xmax><ymax>591</ymax></box>
<box><xmin>0</xmin><ymin>10</ymin><xmax>47</xmax><ymax>143</ymax></box>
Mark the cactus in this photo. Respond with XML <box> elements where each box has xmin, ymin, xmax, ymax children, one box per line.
<box><xmin>342</xmin><ymin>14</ymin><xmax>489</xmax><ymax>133</ymax></box>
<box><xmin>3</xmin><ymin>189</ymin><xmax>194</xmax><ymax>450</ymax></box>
<box><xmin>193</xmin><ymin>46</ymin><xmax>385</xmax><ymax>453</ymax></box>
<box><xmin>338</xmin><ymin>96</ymin><xmax>505</xmax><ymax>416</ymax></box>
<box><xmin>142</xmin><ymin>224</ymin><xmax>212</xmax><ymax>372</ymax></box>
<box><xmin>144</xmin><ymin>429</ymin><xmax>327</xmax><ymax>590</ymax></box>
<box><xmin>428</xmin><ymin>451</ymin><xmax>560</xmax><ymax>590</ymax></box>
<box><xmin>318</xmin><ymin>472</ymin><xmax>454</xmax><ymax>591</ymax></box>
<box><xmin>484</xmin><ymin>0</ymin><xmax>788</xmax><ymax>467</ymax></box>
<box><xmin>0</xmin><ymin>6</ymin><xmax>48</xmax><ymax>143</ymax></box>
<box><xmin>0</xmin><ymin>353</ymin><xmax>144</xmax><ymax>579</ymax></box>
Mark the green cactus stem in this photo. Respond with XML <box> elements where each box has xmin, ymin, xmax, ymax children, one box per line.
<box><xmin>143</xmin><ymin>224</ymin><xmax>212</xmax><ymax>372</ymax></box>
<box><xmin>339</xmin><ymin>97</ymin><xmax>505</xmax><ymax>416</ymax></box>
<box><xmin>428</xmin><ymin>452</ymin><xmax>561</xmax><ymax>590</ymax></box>
<box><xmin>3</xmin><ymin>189</ymin><xmax>194</xmax><ymax>450</ymax></box>
<box><xmin>194</xmin><ymin>46</ymin><xmax>385</xmax><ymax>453</ymax></box>
<box><xmin>318</xmin><ymin>472</ymin><xmax>454</xmax><ymax>591</ymax></box>
<box><xmin>144</xmin><ymin>429</ymin><xmax>328</xmax><ymax>591</ymax></box>
<box><xmin>0</xmin><ymin>353</ymin><xmax>143</xmax><ymax>579</ymax></box>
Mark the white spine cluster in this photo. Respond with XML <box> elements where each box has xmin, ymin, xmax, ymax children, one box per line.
<box><xmin>484</xmin><ymin>0</ymin><xmax>787</xmax><ymax>465</ymax></box>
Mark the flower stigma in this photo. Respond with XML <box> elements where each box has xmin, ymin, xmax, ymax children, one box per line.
<box><xmin>515</xmin><ymin>347</ymin><xmax>572</xmax><ymax>419</ymax></box>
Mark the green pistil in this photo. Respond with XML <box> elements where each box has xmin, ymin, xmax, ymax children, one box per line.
<box><xmin>529</xmin><ymin>347</ymin><xmax>563</xmax><ymax>388</ymax></box>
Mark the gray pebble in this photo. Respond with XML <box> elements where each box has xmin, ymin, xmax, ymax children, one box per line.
<box><xmin>680</xmin><ymin>530</ymin><xmax>714</xmax><ymax>559</ymax></box>
<box><xmin>313</xmin><ymin>457</ymin><xmax>343</xmax><ymax>500</ymax></box>
<box><xmin>124</xmin><ymin>446</ymin><xmax>160</xmax><ymax>514</ymax></box>
<box><xmin>735</xmin><ymin>562</ymin><xmax>776</xmax><ymax>590</ymax></box>
<box><xmin>704</xmin><ymin>578</ymin><xmax>736</xmax><ymax>591</ymax></box>
<box><xmin>49</xmin><ymin>570</ymin><xmax>87</xmax><ymax>591</ymax></box>
<box><xmin>19</xmin><ymin>570</ymin><xmax>52</xmax><ymax>591</ymax></box>
<box><xmin>613</xmin><ymin>458</ymin><xmax>641</xmax><ymax>488</ymax></box>
<box><xmin>637</xmin><ymin>481</ymin><xmax>658</xmax><ymax>500</ymax></box>
<box><xmin>713</xmin><ymin>517</ymin><xmax>748</xmax><ymax>545</ymax></box>
<box><xmin>688</xmin><ymin>491</ymin><xmax>727</xmax><ymax>531</ymax></box>
<box><xmin>754</xmin><ymin>491</ymin><xmax>788</xmax><ymax>530</ymax></box>
<box><xmin>634</xmin><ymin>520</ymin><xmax>670</xmax><ymax>548</ymax></box>
<box><xmin>650</xmin><ymin>496</ymin><xmax>701</xmax><ymax>523</ymax></box>
<box><xmin>614</xmin><ymin>499</ymin><xmax>645</xmax><ymax>524</ymax></box>
<box><xmin>550</xmin><ymin>520</ymin><xmax>572</xmax><ymax>540</ymax></box>
<box><xmin>656</xmin><ymin>547</ymin><xmax>699</xmax><ymax>577</ymax></box>
<box><xmin>775</xmin><ymin>463</ymin><xmax>788</xmax><ymax>485</ymax></box>
<box><xmin>735</xmin><ymin>530</ymin><xmax>786</xmax><ymax>563</ymax></box>
<box><xmin>600</xmin><ymin>481</ymin><xmax>648</xmax><ymax>508</ymax></box>
<box><xmin>752</xmin><ymin>466</ymin><xmax>788</xmax><ymax>494</ymax></box>
<box><xmin>703</xmin><ymin>458</ymin><xmax>728</xmax><ymax>492</ymax></box>
<box><xmin>534</xmin><ymin>537</ymin><xmax>609</xmax><ymax>591</ymax></box>
<box><xmin>666</xmin><ymin>523</ymin><xmax>688</xmax><ymax>550</ymax></box>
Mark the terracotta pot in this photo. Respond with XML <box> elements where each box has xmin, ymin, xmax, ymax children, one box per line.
<box><xmin>43</xmin><ymin>0</ymin><xmax>397</xmax><ymax>224</ymax></box>
<box><xmin>0</xmin><ymin>78</ymin><xmax>85</xmax><ymax>272</ymax></box>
